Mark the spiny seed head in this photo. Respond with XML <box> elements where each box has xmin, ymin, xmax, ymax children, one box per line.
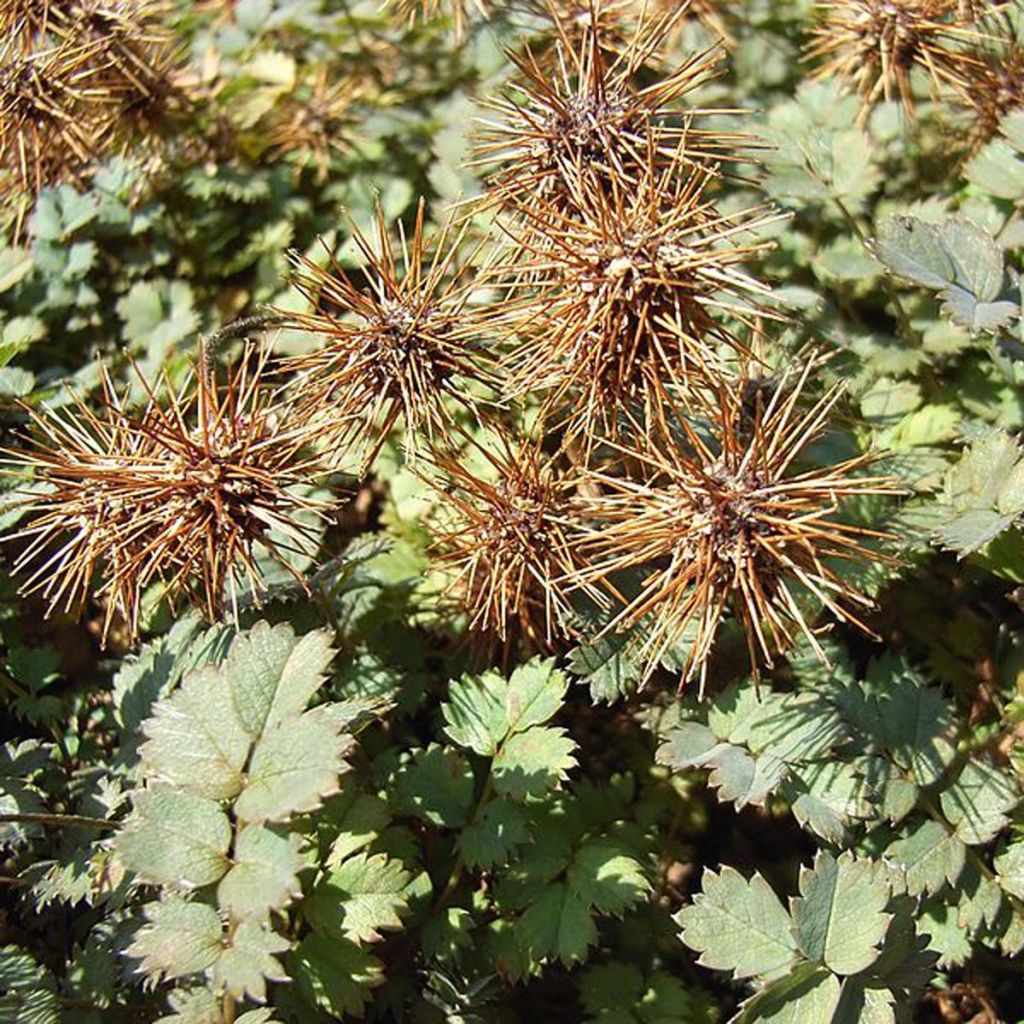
<box><xmin>494</xmin><ymin>147</ymin><xmax>782</xmax><ymax>449</ymax></box>
<box><xmin>475</xmin><ymin>7</ymin><xmax>749</xmax><ymax>214</ymax></box>
<box><xmin>278</xmin><ymin>199</ymin><xmax>496</xmax><ymax>465</ymax></box>
<box><xmin>572</xmin><ymin>360</ymin><xmax>898</xmax><ymax>691</ymax></box>
<box><xmin>266</xmin><ymin>68</ymin><xmax>362</xmax><ymax>182</ymax></box>
<box><xmin>2</xmin><ymin>345</ymin><xmax>331</xmax><ymax>643</ymax></box>
<box><xmin>394</xmin><ymin>0</ymin><xmax>488</xmax><ymax>38</ymax></box>
<box><xmin>806</xmin><ymin>0</ymin><xmax>989</xmax><ymax>120</ymax></box>
<box><xmin>0</xmin><ymin>39</ymin><xmax>112</xmax><ymax>198</ymax></box>
<box><xmin>426</xmin><ymin>434</ymin><xmax>586</xmax><ymax>654</ymax></box>
<box><xmin>955</xmin><ymin>39</ymin><xmax>1024</xmax><ymax>148</ymax></box>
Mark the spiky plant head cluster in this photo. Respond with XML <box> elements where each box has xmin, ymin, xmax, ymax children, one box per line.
<box><xmin>4</xmin><ymin>346</ymin><xmax>329</xmax><ymax>642</ymax></box>
<box><xmin>426</xmin><ymin>434</ymin><xmax>586</xmax><ymax>655</ymax></box>
<box><xmin>0</xmin><ymin>0</ymin><xmax>188</xmax><ymax>224</ymax></box>
<box><xmin>495</xmin><ymin>147</ymin><xmax>780</xmax><ymax>448</ymax></box>
<box><xmin>571</xmin><ymin>362</ymin><xmax>896</xmax><ymax>690</ymax></box>
<box><xmin>954</xmin><ymin>33</ymin><xmax>1024</xmax><ymax>147</ymax></box>
<box><xmin>806</xmin><ymin>0</ymin><xmax>990</xmax><ymax>120</ymax></box>
<box><xmin>0</xmin><ymin>39</ymin><xmax>112</xmax><ymax>199</ymax></box>
<box><xmin>265</xmin><ymin>67</ymin><xmax>363</xmax><ymax>182</ymax></box>
<box><xmin>475</xmin><ymin>5</ymin><xmax>749</xmax><ymax>215</ymax></box>
<box><xmin>395</xmin><ymin>0</ymin><xmax>488</xmax><ymax>37</ymax></box>
<box><xmin>278</xmin><ymin>199</ymin><xmax>496</xmax><ymax>465</ymax></box>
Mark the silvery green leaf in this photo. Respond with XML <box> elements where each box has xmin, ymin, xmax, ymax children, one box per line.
<box><xmin>211</xmin><ymin>920</ymin><xmax>289</xmax><ymax>1003</ymax></box>
<box><xmin>126</xmin><ymin>898</ymin><xmax>223</xmax><ymax>980</ymax></box>
<box><xmin>139</xmin><ymin>665</ymin><xmax>249</xmax><ymax>801</ymax></box>
<box><xmin>117</xmin><ymin>786</ymin><xmax>231</xmax><ymax>888</ymax></box>
<box><xmin>736</xmin><ymin>963</ymin><xmax>841</xmax><ymax>1024</ymax></box>
<box><xmin>940</xmin><ymin>758</ymin><xmax>1019</xmax><ymax>846</ymax></box>
<box><xmin>217</xmin><ymin>825</ymin><xmax>305</xmax><ymax>921</ymax></box>
<box><xmin>791</xmin><ymin>852</ymin><xmax>891</xmax><ymax>976</ymax></box>
<box><xmin>883</xmin><ymin>821</ymin><xmax>966</xmax><ymax>897</ymax></box>
<box><xmin>225</xmin><ymin>621</ymin><xmax>336</xmax><ymax>739</ymax></box>
<box><xmin>677</xmin><ymin>866</ymin><xmax>797</xmax><ymax>981</ymax></box>
<box><xmin>234</xmin><ymin>707</ymin><xmax>353</xmax><ymax>824</ymax></box>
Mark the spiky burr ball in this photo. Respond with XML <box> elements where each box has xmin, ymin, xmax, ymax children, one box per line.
<box><xmin>265</xmin><ymin>67</ymin><xmax>362</xmax><ymax>182</ymax></box>
<box><xmin>571</xmin><ymin>362</ymin><xmax>898</xmax><ymax>692</ymax></box>
<box><xmin>805</xmin><ymin>0</ymin><xmax>988</xmax><ymax>121</ymax></box>
<box><xmin>0</xmin><ymin>40</ymin><xmax>113</xmax><ymax>197</ymax></box>
<box><xmin>278</xmin><ymin>199</ymin><xmax>496</xmax><ymax>466</ymax></box>
<box><xmin>426</xmin><ymin>435</ymin><xmax>589</xmax><ymax>657</ymax></box>
<box><xmin>494</xmin><ymin>146</ymin><xmax>781</xmax><ymax>451</ymax></box>
<box><xmin>3</xmin><ymin>347</ymin><xmax>331</xmax><ymax>644</ymax></box>
<box><xmin>956</xmin><ymin>43</ymin><xmax>1024</xmax><ymax>149</ymax></box>
<box><xmin>475</xmin><ymin>7</ymin><xmax>749</xmax><ymax>216</ymax></box>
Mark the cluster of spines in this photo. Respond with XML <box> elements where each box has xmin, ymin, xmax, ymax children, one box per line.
<box><xmin>804</xmin><ymin>0</ymin><xmax>1024</xmax><ymax>144</ymax></box>
<box><xmin>4</xmin><ymin>345</ymin><xmax>331</xmax><ymax>644</ymax></box>
<box><xmin>7</xmin><ymin>0</ymin><xmax>898</xmax><ymax>693</ymax></box>
<box><xmin>0</xmin><ymin>0</ymin><xmax>187</xmax><ymax>231</ymax></box>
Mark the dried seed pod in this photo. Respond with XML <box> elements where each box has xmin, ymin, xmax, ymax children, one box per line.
<box><xmin>0</xmin><ymin>40</ymin><xmax>112</xmax><ymax>192</ymax></box>
<box><xmin>278</xmin><ymin>199</ymin><xmax>497</xmax><ymax>464</ymax></box>
<box><xmin>493</xmin><ymin>144</ymin><xmax>782</xmax><ymax>450</ymax></box>
<box><xmin>572</xmin><ymin>361</ymin><xmax>898</xmax><ymax>691</ymax></box>
<box><xmin>426</xmin><ymin>433</ymin><xmax>589</xmax><ymax>654</ymax></box>
<box><xmin>805</xmin><ymin>0</ymin><xmax>990</xmax><ymax>121</ymax></box>
<box><xmin>954</xmin><ymin>33</ymin><xmax>1024</xmax><ymax>148</ymax></box>
<box><xmin>394</xmin><ymin>0</ymin><xmax>488</xmax><ymax>37</ymax></box>
<box><xmin>475</xmin><ymin>4</ymin><xmax>750</xmax><ymax>214</ymax></box>
<box><xmin>3</xmin><ymin>345</ymin><xmax>331</xmax><ymax>642</ymax></box>
<box><xmin>265</xmin><ymin>67</ymin><xmax>363</xmax><ymax>181</ymax></box>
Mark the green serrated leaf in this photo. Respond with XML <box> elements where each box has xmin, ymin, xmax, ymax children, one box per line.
<box><xmin>324</xmin><ymin>786</ymin><xmax>391</xmax><ymax>868</ymax></box>
<box><xmin>791</xmin><ymin>852</ymin><xmax>891</xmax><ymax>976</ymax></box>
<box><xmin>127</xmin><ymin>898</ymin><xmax>223</xmax><ymax>980</ymax></box>
<box><xmin>505</xmin><ymin>657</ymin><xmax>567</xmax><ymax>734</ymax></box>
<box><xmin>306</xmin><ymin>852</ymin><xmax>410</xmax><ymax>943</ymax></box>
<box><xmin>567</xmin><ymin>840</ymin><xmax>651</xmax><ymax>917</ymax></box>
<box><xmin>217</xmin><ymin>826</ymin><xmax>305</xmax><ymax>921</ymax></box>
<box><xmin>117</xmin><ymin>786</ymin><xmax>231</xmax><ymax>888</ymax></box>
<box><xmin>290</xmin><ymin>934</ymin><xmax>384</xmax><ymax>1019</ymax></box>
<box><xmin>515</xmin><ymin>882</ymin><xmax>596</xmax><ymax>966</ymax></box>
<box><xmin>392</xmin><ymin>745</ymin><xmax>475</xmax><ymax>827</ymax></box>
<box><xmin>442</xmin><ymin>670</ymin><xmax>508</xmax><ymax>757</ymax></box>
<box><xmin>0</xmin><ymin>946</ymin><xmax>59</xmax><ymax>1024</ymax></box>
<box><xmin>459</xmin><ymin>798</ymin><xmax>530</xmax><ymax>869</ymax></box>
<box><xmin>492</xmin><ymin>727</ymin><xmax>577</xmax><ymax>801</ymax></box>
<box><xmin>677</xmin><ymin>866</ymin><xmax>797</xmax><ymax>981</ymax></box>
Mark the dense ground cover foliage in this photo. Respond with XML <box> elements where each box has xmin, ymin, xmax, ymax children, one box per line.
<box><xmin>2</xmin><ymin>1</ymin><xmax>1024</xmax><ymax>1021</ymax></box>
